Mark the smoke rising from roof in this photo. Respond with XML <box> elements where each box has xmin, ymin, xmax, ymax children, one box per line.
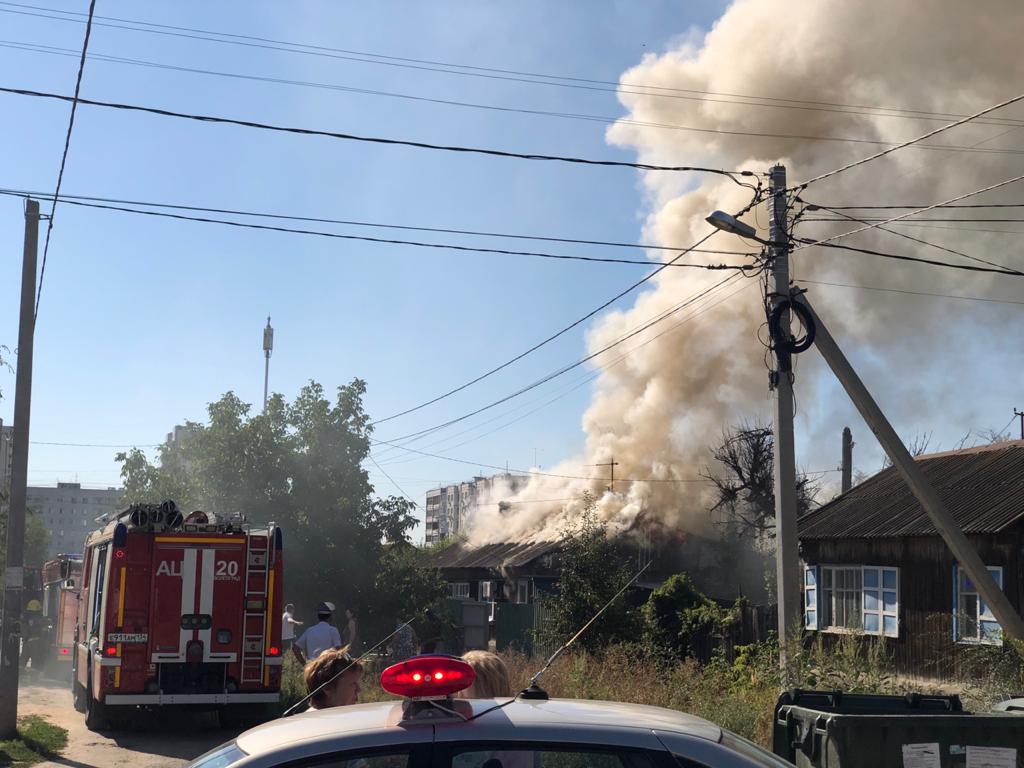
<box><xmin>465</xmin><ymin>0</ymin><xmax>1024</xmax><ymax>544</ymax></box>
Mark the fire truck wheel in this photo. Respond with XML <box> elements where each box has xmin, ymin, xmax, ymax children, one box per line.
<box><xmin>72</xmin><ymin>681</ymin><xmax>88</xmax><ymax>714</ymax></box>
<box><xmin>84</xmin><ymin>693</ymin><xmax>110</xmax><ymax>731</ymax></box>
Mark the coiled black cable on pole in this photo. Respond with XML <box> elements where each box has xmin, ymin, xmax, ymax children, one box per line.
<box><xmin>768</xmin><ymin>296</ymin><xmax>815</xmax><ymax>372</ymax></box>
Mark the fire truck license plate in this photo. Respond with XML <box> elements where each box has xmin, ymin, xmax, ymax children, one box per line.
<box><xmin>107</xmin><ymin>633</ymin><xmax>148</xmax><ymax>643</ymax></box>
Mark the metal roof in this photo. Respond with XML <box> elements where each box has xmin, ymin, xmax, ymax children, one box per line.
<box><xmin>425</xmin><ymin>540</ymin><xmax>562</xmax><ymax>570</ymax></box>
<box><xmin>235</xmin><ymin>698</ymin><xmax>722</xmax><ymax>759</ymax></box>
<box><xmin>799</xmin><ymin>441</ymin><xmax>1024</xmax><ymax>539</ymax></box>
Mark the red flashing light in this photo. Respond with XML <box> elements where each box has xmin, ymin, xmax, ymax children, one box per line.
<box><xmin>105</xmin><ymin>646</ymin><xmax>117</xmax><ymax>657</ymax></box>
<box><xmin>60</xmin><ymin>648</ymin><xmax>70</xmax><ymax>655</ymax></box>
<box><xmin>380</xmin><ymin>655</ymin><xmax>475</xmax><ymax>700</ymax></box>
<box><xmin>268</xmin><ymin>646</ymin><xmax>281</xmax><ymax>657</ymax></box>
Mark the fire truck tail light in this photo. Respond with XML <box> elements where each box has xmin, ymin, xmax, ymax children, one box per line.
<box><xmin>268</xmin><ymin>645</ymin><xmax>281</xmax><ymax>657</ymax></box>
<box><xmin>105</xmin><ymin>646</ymin><xmax>117</xmax><ymax>657</ymax></box>
<box><xmin>380</xmin><ymin>655</ymin><xmax>475</xmax><ymax>699</ymax></box>
<box><xmin>114</xmin><ymin>549</ymin><xmax>126</xmax><ymax>559</ymax></box>
<box><xmin>60</xmin><ymin>648</ymin><xmax>69</xmax><ymax>655</ymax></box>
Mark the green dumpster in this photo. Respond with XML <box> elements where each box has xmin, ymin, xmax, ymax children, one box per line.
<box><xmin>774</xmin><ymin>690</ymin><xmax>1024</xmax><ymax>768</ymax></box>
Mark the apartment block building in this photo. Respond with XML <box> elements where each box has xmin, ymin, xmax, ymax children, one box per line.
<box><xmin>27</xmin><ymin>482</ymin><xmax>123</xmax><ymax>559</ymax></box>
<box><xmin>425</xmin><ymin>473</ymin><xmax>529</xmax><ymax>544</ymax></box>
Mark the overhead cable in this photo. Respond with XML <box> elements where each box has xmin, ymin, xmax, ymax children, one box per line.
<box><xmin>805</xmin><ymin>241</ymin><xmax>1024</xmax><ymax>276</ymax></box>
<box><xmin>793</xmin><ymin>174</ymin><xmax>1024</xmax><ymax>253</ymax></box>
<box><xmin>370</xmin><ymin>229</ymin><xmax>740</xmax><ymax>426</ymax></box>
<box><xmin>6</xmin><ymin>195</ymin><xmax>752</xmax><ymax>271</ymax></box>
<box><xmin>379</xmin><ymin>273</ymin><xmax>748</xmax><ymax>443</ymax></box>
<box><xmin>34</xmin><ymin>0</ymin><xmax>95</xmax><ymax>319</ymax></box>
<box><xmin>802</xmin><ymin>279</ymin><xmax>1024</xmax><ymax>306</ymax></box>
<box><xmin>795</xmin><ymin>92</ymin><xmax>1024</xmax><ymax>188</ymax></box>
<box><xmin>6</xmin><ymin>42</ymin><xmax>1024</xmax><ymax>154</ymax></box>
<box><xmin>0</xmin><ymin>85</ymin><xmax>756</xmax><ymax>181</ymax></box>
<box><xmin>799</xmin><ymin>201</ymin><xmax>1020</xmax><ymax>273</ymax></box>
<box><xmin>4</xmin><ymin>3</ymin><xmax>1024</xmax><ymax>128</ymax></box>
<box><xmin>0</xmin><ymin>185</ymin><xmax>755</xmax><ymax>257</ymax></box>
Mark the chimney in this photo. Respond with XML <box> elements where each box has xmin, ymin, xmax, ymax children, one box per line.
<box><xmin>841</xmin><ymin>427</ymin><xmax>854</xmax><ymax>493</ymax></box>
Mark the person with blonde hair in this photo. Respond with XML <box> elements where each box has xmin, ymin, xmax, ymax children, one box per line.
<box><xmin>459</xmin><ymin>650</ymin><xmax>513</xmax><ymax>698</ymax></box>
<box><xmin>303</xmin><ymin>646</ymin><xmax>363</xmax><ymax>710</ymax></box>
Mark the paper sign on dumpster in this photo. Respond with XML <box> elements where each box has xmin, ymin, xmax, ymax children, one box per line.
<box><xmin>903</xmin><ymin>743</ymin><xmax>941</xmax><ymax>768</ymax></box>
<box><xmin>966</xmin><ymin>747</ymin><xmax>1015</xmax><ymax>768</ymax></box>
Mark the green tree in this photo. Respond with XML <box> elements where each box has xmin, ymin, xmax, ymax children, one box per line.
<box><xmin>642</xmin><ymin>573</ymin><xmax>732</xmax><ymax>660</ymax></box>
<box><xmin>370</xmin><ymin>542</ymin><xmax>453</xmax><ymax>649</ymax></box>
<box><xmin>116</xmin><ymin>379</ymin><xmax>422</xmax><ymax>629</ymax></box>
<box><xmin>541</xmin><ymin>493</ymin><xmax>639</xmax><ymax>653</ymax></box>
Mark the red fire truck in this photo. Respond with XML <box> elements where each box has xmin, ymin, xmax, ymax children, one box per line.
<box><xmin>41</xmin><ymin>554</ymin><xmax>83</xmax><ymax>673</ymax></box>
<box><xmin>72</xmin><ymin>502</ymin><xmax>284</xmax><ymax>730</ymax></box>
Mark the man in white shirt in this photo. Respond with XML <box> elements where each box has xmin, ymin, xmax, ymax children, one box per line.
<box><xmin>282</xmin><ymin>603</ymin><xmax>303</xmax><ymax>651</ymax></box>
<box><xmin>292</xmin><ymin>601</ymin><xmax>343</xmax><ymax>664</ymax></box>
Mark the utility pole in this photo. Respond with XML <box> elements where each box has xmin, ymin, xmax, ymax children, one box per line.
<box><xmin>841</xmin><ymin>427</ymin><xmax>854</xmax><ymax>493</ymax></box>
<box><xmin>798</xmin><ymin>292</ymin><xmax>1024</xmax><ymax>641</ymax></box>
<box><xmin>1014</xmin><ymin>409</ymin><xmax>1024</xmax><ymax>441</ymax></box>
<box><xmin>262</xmin><ymin>316</ymin><xmax>273</xmax><ymax>413</ymax></box>
<box><xmin>766</xmin><ymin>164</ymin><xmax>801</xmax><ymax>648</ymax></box>
<box><xmin>591</xmin><ymin>457</ymin><xmax>619</xmax><ymax>493</ymax></box>
<box><xmin>0</xmin><ymin>199</ymin><xmax>41</xmax><ymax>737</ymax></box>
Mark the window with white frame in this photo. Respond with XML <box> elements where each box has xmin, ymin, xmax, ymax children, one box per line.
<box><xmin>804</xmin><ymin>564</ymin><xmax>899</xmax><ymax>637</ymax></box>
<box><xmin>954</xmin><ymin>565</ymin><xmax>1003</xmax><ymax>644</ymax></box>
<box><xmin>479</xmin><ymin>581</ymin><xmax>493</xmax><ymax>601</ymax></box>
<box><xmin>449</xmin><ymin>582</ymin><xmax>470</xmax><ymax>600</ymax></box>
<box><xmin>516</xmin><ymin>579</ymin><xmax>531</xmax><ymax>604</ymax></box>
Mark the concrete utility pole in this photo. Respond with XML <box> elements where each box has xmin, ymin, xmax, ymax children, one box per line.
<box><xmin>1014</xmin><ymin>409</ymin><xmax>1023</xmax><ymax>441</ymax></box>
<box><xmin>262</xmin><ymin>316</ymin><xmax>273</xmax><ymax>413</ymax></box>
<box><xmin>766</xmin><ymin>165</ymin><xmax>802</xmax><ymax>647</ymax></box>
<box><xmin>0</xmin><ymin>199</ymin><xmax>41</xmax><ymax>737</ymax></box>
<box><xmin>797</xmin><ymin>292</ymin><xmax>1024</xmax><ymax>641</ymax></box>
<box><xmin>841</xmin><ymin>427</ymin><xmax>854</xmax><ymax>493</ymax></box>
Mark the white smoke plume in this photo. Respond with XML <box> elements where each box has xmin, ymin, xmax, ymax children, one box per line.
<box><xmin>465</xmin><ymin>0</ymin><xmax>1024</xmax><ymax>544</ymax></box>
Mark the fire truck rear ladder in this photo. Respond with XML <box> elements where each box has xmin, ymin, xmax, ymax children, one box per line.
<box><xmin>241</xmin><ymin>533</ymin><xmax>270</xmax><ymax>685</ymax></box>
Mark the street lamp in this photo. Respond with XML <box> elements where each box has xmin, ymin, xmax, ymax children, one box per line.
<box><xmin>704</xmin><ymin>210</ymin><xmax>760</xmax><ymax>241</ymax></box>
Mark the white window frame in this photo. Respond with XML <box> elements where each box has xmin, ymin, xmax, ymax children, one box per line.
<box><xmin>804</xmin><ymin>564</ymin><xmax>899</xmax><ymax>637</ymax></box>
<box><xmin>515</xmin><ymin>579</ymin><xmax>531</xmax><ymax>604</ymax></box>
<box><xmin>954</xmin><ymin>565</ymin><xmax>1003</xmax><ymax>645</ymax></box>
<box><xmin>448</xmin><ymin>582</ymin><xmax>470</xmax><ymax>600</ymax></box>
<box><xmin>479</xmin><ymin>581</ymin><xmax>493</xmax><ymax>601</ymax></box>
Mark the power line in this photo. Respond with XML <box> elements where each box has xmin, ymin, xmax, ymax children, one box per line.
<box><xmin>5</xmin><ymin>2</ymin><xmax>1024</xmax><ymax>129</ymax></box>
<box><xmin>0</xmin><ymin>85</ymin><xmax>757</xmax><ymax>180</ymax></box>
<box><xmin>34</xmin><ymin>0</ymin><xmax>95</xmax><ymax>319</ymax></box>
<box><xmin>810</xmin><ymin>203</ymin><xmax>1024</xmax><ymax>210</ymax></box>
<box><xmin>0</xmin><ymin>185</ymin><xmax>755</xmax><ymax>257</ymax></box>
<box><xmin>799</xmin><ymin>202</ymin><xmax>1020</xmax><ymax>273</ymax></box>
<box><xmin>793</xmin><ymin>173</ymin><xmax>1024</xmax><ymax>253</ymax></box>
<box><xmin>379</xmin><ymin>273</ymin><xmax>748</xmax><ymax>444</ymax></box>
<box><xmin>804</xmin><ymin>217</ymin><xmax>1024</xmax><ymax>223</ymax></box>
<box><xmin>2</xmin><ymin>195</ymin><xmax>753</xmax><ymax>271</ymax></box>
<box><xmin>375</xmin><ymin>273</ymin><xmax>752</xmax><ymax>464</ymax></box>
<box><xmin>794</xmin><ymin>92</ymin><xmax>1024</xmax><ymax>188</ymax></box>
<box><xmin>801</xmin><ymin>279</ymin><xmax>1024</xmax><ymax>306</ymax></box>
<box><xmin>7</xmin><ymin>41</ymin><xmax>1024</xmax><ymax>155</ymax></box>
<box><xmin>31</xmin><ymin>441</ymin><xmax>159</xmax><ymax>448</ymax></box>
<box><xmin>370</xmin><ymin>228</ymin><xmax>737</xmax><ymax>426</ymax></box>
<box><xmin>368</xmin><ymin>455</ymin><xmax>420</xmax><ymax>508</ymax></box>
<box><xmin>805</xmin><ymin>241</ymin><xmax>1024</xmax><ymax>276</ymax></box>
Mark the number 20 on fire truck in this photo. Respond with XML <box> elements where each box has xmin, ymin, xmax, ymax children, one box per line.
<box><xmin>72</xmin><ymin>502</ymin><xmax>284</xmax><ymax>730</ymax></box>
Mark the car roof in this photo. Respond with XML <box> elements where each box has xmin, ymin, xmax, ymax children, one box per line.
<box><xmin>236</xmin><ymin>698</ymin><xmax>722</xmax><ymax>757</ymax></box>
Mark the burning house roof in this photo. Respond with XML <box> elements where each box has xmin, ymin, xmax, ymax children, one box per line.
<box><xmin>426</xmin><ymin>540</ymin><xmax>562</xmax><ymax>570</ymax></box>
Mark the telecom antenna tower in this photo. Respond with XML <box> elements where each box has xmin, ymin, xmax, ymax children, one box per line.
<box><xmin>263</xmin><ymin>316</ymin><xmax>274</xmax><ymax>413</ymax></box>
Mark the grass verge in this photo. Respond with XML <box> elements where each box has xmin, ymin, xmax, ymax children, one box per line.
<box><xmin>0</xmin><ymin>715</ymin><xmax>68</xmax><ymax>766</ymax></box>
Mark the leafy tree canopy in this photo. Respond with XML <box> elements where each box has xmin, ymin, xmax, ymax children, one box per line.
<box><xmin>116</xmin><ymin>380</ymin><xmax>439</xmax><ymax>638</ymax></box>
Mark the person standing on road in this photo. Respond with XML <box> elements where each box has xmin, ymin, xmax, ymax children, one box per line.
<box><xmin>343</xmin><ymin>608</ymin><xmax>359</xmax><ymax>652</ymax></box>
<box><xmin>391</xmin><ymin>619</ymin><xmax>418</xmax><ymax>662</ymax></box>
<box><xmin>292</xmin><ymin>601</ymin><xmax>342</xmax><ymax>664</ymax></box>
<box><xmin>282</xmin><ymin>603</ymin><xmax>303</xmax><ymax>652</ymax></box>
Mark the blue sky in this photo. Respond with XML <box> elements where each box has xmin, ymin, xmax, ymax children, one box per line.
<box><xmin>0</xmin><ymin>0</ymin><xmax>732</xmax><ymax>536</ymax></box>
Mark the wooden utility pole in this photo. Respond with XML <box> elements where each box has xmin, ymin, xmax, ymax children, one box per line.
<box><xmin>591</xmin><ymin>457</ymin><xmax>619</xmax><ymax>493</ymax></box>
<box><xmin>0</xmin><ymin>199</ymin><xmax>40</xmax><ymax>737</ymax></box>
<box><xmin>841</xmin><ymin>427</ymin><xmax>854</xmax><ymax>493</ymax></box>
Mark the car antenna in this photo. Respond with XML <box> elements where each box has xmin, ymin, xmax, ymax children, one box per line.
<box><xmin>283</xmin><ymin>619</ymin><xmax>414</xmax><ymax>717</ymax></box>
<box><xmin>521</xmin><ymin>561</ymin><xmax>652</xmax><ymax>700</ymax></box>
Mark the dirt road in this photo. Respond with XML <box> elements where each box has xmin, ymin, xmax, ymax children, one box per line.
<box><xmin>19</xmin><ymin>677</ymin><xmax>240</xmax><ymax>768</ymax></box>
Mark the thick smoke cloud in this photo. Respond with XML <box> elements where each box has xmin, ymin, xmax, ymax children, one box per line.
<box><xmin>465</xmin><ymin>0</ymin><xmax>1024</xmax><ymax>544</ymax></box>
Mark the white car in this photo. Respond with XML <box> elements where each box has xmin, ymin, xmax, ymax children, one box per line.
<box><xmin>190</xmin><ymin>655</ymin><xmax>792</xmax><ymax>768</ymax></box>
